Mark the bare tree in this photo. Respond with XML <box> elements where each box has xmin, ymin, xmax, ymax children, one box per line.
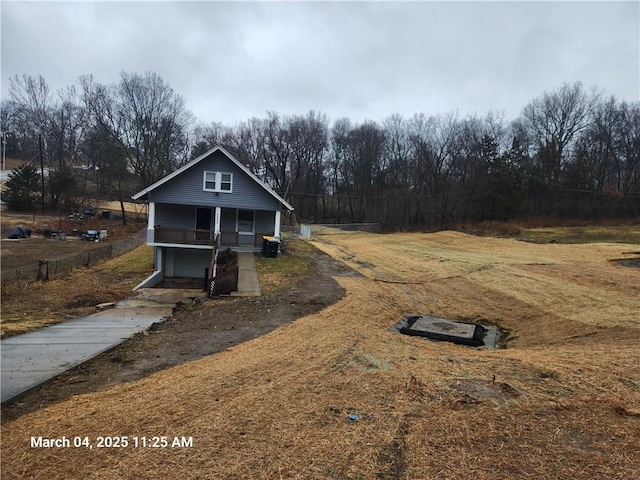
<box><xmin>1</xmin><ymin>99</ymin><xmax>22</xmax><ymax>161</ymax></box>
<box><xmin>84</xmin><ymin>122</ymin><xmax>133</xmax><ymax>225</ymax></box>
<box><xmin>521</xmin><ymin>82</ymin><xmax>599</xmax><ymax>183</ymax></box>
<box><xmin>615</xmin><ymin>102</ymin><xmax>640</xmax><ymax>213</ymax></box>
<box><xmin>261</xmin><ymin>112</ymin><xmax>294</xmax><ymax>199</ymax></box>
<box><xmin>8</xmin><ymin>75</ymin><xmax>54</xmax><ymax>156</ymax></box>
<box><xmin>55</xmin><ymin>86</ymin><xmax>88</xmax><ymax>168</ymax></box>
<box><xmin>8</xmin><ymin>75</ymin><xmax>55</xmax><ymax>210</ymax></box>
<box><xmin>343</xmin><ymin>120</ymin><xmax>387</xmax><ymax>222</ymax></box>
<box><xmin>81</xmin><ymin>72</ymin><xmax>192</xmax><ymax>189</ymax></box>
<box><xmin>407</xmin><ymin>112</ymin><xmax>459</xmax><ymax>227</ymax></box>
<box><xmin>383</xmin><ymin>114</ymin><xmax>411</xmax><ymax>189</ymax></box>
<box><xmin>571</xmin><ymin>97</ymin><xmax>619</xmax><ymax>194</ymax></box>
<box><xmin>286</xmin><ymin>111</ymin><xmax>330</xmax><ymax>222</ymax></box>
<box><xmin>329</xmin><ymin>117</ymin><xmax>353</xmax><ymax>222</ymax></box>
<box><xmin>382</xmin><ymin>114</ymin><xmax>412</xmax><ymax>228</ymax></box>
<box><xmin>191</xmin><ymin>121</ymin><xmax>232</xmax><ymax>159</ymax></box>
<box><xmin>224</xmin><ymin>117</ymin><xmax>267</xmax><ymax>176</ymax></box>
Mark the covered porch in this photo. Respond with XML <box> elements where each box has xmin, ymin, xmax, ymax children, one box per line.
<box><xmin>148</xmin><ymin>203</ymin><xmax>283</xmax><ymax>249</ymax></box>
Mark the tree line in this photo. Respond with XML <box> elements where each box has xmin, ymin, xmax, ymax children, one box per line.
<box><xmin>2</xmin><ymin>74</ymin><xmax>638</xmax><ymax>229</ymax></box>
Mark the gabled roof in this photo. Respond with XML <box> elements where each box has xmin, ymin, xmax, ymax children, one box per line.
<box><xmin>132</xmin><ymin>146</ymin><xmax>294</xmax><ymax>211</ymax></box>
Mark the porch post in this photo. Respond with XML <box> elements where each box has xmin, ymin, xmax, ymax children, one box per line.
<box><xmin>214</xmin><ymin>207</ymin><xmax>221</xmax><ymax>235</ymax></box>
<box><xmin>274</xmin><ymin>210</ymin><xmax>281</xmax><ymax>240</ymax></box>
<box><xmin>147</xmin><ymin>202</ymin><xmax>156</xmax><ymax>243</ymax></box>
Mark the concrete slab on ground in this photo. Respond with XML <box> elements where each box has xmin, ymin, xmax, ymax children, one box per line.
<box><xmin>390</xmin><ymin>314</ymin><xmax>500</xmax><ymax>348</ymax></box>
<box><xmin>1</xmin><ymin>297</ymin><xmax>175</xmax><ymax>404</ymax></box>
<box><xmin>410</xmin><ymin>317</ymin><xmax>477</xmax><ymax>339</ymax></box>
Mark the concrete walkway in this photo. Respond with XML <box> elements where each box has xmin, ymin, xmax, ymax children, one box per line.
<box><xmin>1</xmin><ymin>255</ymin><xmax>261</xmax><ymax>404</ymax></box>
<box><xmin>234</xmin><ymin>251</ymin><xmax>261</xmax><ymax>296</ymax></box>
<box><xmin>0</xmin><ymin>291</ymin><xmax>192</xmax><ymax>404</ymax></box>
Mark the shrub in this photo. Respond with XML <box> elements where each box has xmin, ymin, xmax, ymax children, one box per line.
<box><xmin>217</xmin><ymin>248</ymin><xmax>238</xmax><ymax>266</ymax></box>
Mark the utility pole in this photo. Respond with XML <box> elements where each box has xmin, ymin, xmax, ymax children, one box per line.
<box><xmin>39</xmin><ymin>134</ymin><xmax>46</xmax><ymax>212</ymax></box>
<box><xmin>59</xmin><ymin>108</ymin><xmax>64</xmax><ymax>168</ymax></box>
<box><xmin>1</xmin><ymin>130</ymin><xmax>6</xmax><ymax>171</ymax></box>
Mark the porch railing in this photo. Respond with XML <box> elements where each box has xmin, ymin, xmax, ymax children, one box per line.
<box><xmin>154</xmin><ymin>227</ymin><xmax>214</xmax><ymax>245</ymax></box>
<box><xmin>220</xmin><ymin>231</ymin><xmax>239</xmax><ymax>247</ymax></box>
<box><xmin>154</xmin><ymin>227</ymin><xmax>274</xmax><ymax>248</ymax></box>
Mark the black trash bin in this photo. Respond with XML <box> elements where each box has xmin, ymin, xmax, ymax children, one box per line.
<box><xmin>262</xmin><ymin>236</ymin><xmax>279</xmax><ymax>258</ymax></box>
<box><xmin>102</xmin><ymin>211</ymin><xmax>111</xmax><ymax>220</ymax></box>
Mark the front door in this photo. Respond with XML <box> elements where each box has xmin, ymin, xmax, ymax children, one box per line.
<box><xmin>195</xmin><ymin>207</ymin><xmax>212</xmax><ymax>240</ymax></box>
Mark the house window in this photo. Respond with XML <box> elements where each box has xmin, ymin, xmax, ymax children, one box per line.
<box><xmin>203</xmin><ymin>171</ymin><xmax>233</xmax><ymax>193</ymax></box>
<box><xmin>204</xmin><ymin>172</ymin><xmax>217</xmax><ymax>191</ymax></box>
<box><xmin>237</xmin><ymin>210</ymin><xmax>254</xmax><ymax>234</ymax></box>
<box><xmin>220</xmin><ymin>173</ymin><xmax>232</xmax><ymax>192</ymax></box>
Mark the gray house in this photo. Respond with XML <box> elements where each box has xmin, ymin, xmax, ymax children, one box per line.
<box><xmin>132</xmin><ymin>146</ymin><xmax>293</xmax><ymax>287</ymax></box>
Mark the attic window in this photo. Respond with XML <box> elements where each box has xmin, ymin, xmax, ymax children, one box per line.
<box><xmin>204</xmin><ymin>171</ymin><xmax>233</xmax><ymax>193</ymax></box>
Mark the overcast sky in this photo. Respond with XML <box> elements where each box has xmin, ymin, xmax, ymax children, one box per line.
<box><xmin>2</xmin><ymin>1</ymin><xmax>639</xmax><ymax>127</ymax></box>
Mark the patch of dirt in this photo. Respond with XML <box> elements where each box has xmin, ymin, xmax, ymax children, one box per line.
<box><xmin>64</xmin><ymin>293</ymin><xmax>107</xmax><ymax>309</ymax></box>
<box><xmin>1</xmin><ymin>247</ymin><xmax>358</xmax><ymax>423</ymax></box>
<box><xmin>450</xmin><ymin>377</ymin><xmax>522</xmax><ymax>400</ymax></box>
<box><xmin>1</xmin><ymin>213</ymin><xmax>145</xmax><ymax>272</ymax></box>
<box><xmin>613</xmin><ymin>256</ymin><xmax>640</xmax><ymax>268</ymax></box>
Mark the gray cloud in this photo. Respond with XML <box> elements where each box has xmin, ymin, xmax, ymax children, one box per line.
<box><xmin>2</xmin><ymin>1</ymin><xmax>638</xmax><ymax>126</ymax></box>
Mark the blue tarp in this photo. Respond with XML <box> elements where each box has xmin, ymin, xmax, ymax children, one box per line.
<box><xmin>8</xmin><ymin>226</ymin><xmax>30</xmax><ymax>239</ymax></box>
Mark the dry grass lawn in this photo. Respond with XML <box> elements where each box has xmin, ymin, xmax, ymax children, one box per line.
<box><xmin>1</xmin><ymin>245</ymin><xmax>154</xmax><ymax>337</ymax></box>
<box><xmin>97</xmin><ymin>200</ymin><xmax>148</xmax><ymax>215</ymax></box>
<box><xmin>2</xmin><ymin>230</ymin><xmax>639</xmax><ymax>479</ymax></box>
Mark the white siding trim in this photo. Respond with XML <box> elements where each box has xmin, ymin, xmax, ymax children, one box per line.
<box><xmin>147</xmin><ymin>202</ymin><xmax>156</xmax><ymax>243</ymax></box>
<box><xmin>148</xmin><ymin>202</ymin><xmax>156</xmax><ymax>226</ymax></box>
<box><xmin>274</xmin><ymin>210</ymin><xmax>281</xmax><ymax>239</ymax></box>
<box><xmin>148</xmin><ymin>242</ymin><xmax>213</xmax><ymax>250</ymax></box>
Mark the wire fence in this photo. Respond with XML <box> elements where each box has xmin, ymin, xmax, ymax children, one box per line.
<box><xmin>296</xmin><ymin>223</ymin><xmax>380</xmax><ymax>240</ymax></box>
<box><xmin>1</xmin><ymin>230</ymin><xmax>146</xmax><ymax>289</ymax></box>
